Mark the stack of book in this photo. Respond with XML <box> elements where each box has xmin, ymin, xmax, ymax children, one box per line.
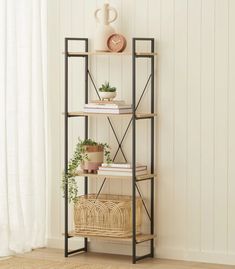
<box><xmin>98</xmin><ymin>163</ymin><xmax>147</xmax><ymax>176</ymax></box>
<box><xmin>83</xmin><ymin>100</ymin><xmax>132</xmax><ymax>114</ymax></box>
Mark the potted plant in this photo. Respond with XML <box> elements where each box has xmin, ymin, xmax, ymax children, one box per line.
<box><xmin>99</xmin><ymin>81</ymin><xmax>117</xmax><ymax>101</ymax></box>
<box><xmin>62</xmin><ymin>138</ymin><xmax>112</xmax><ymax>203</ymax></box>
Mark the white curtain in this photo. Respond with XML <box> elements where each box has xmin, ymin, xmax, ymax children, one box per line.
<box><xmin>0</xmin><ymin>0</ymin><xmax>47</xmax><ymax>256</ymax></box>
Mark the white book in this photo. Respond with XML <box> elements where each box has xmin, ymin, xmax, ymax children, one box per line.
<box><xmin>83</xmin><ymin>108</ymin><xmax>132</xmax><ymax>114</ymax></box>
<box><xmin>97</xmin><ymin>169</ymin><xmax>148</xmax><ymax>177</ymax></box>
<box><xmin>101</xmin><ymin>163</ymin><xmax>143</xmax><ymax>169</ymax></box>
<box><xmin>98</xmin><ymin>166</ymin><xmax>147</xmax><ymax>172</ymax></box>
<box><xmin>84</xmin><ymin>104</ymin><xmax>132</xmax><ymax>109</ymax></box>
<box><xmin>91</xmin><ymin>100</ymin><xmax>126</xmax><ymax>105</ymax></box>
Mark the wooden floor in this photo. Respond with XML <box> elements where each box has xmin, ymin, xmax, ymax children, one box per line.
<box><xmin>17</xmin><ymin>248</ymin><xmax>235</xmax><ymax>269</ymax></box>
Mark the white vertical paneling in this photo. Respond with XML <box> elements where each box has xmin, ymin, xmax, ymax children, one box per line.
<box><xmin>95</xmin><ymin>0</ymin><xmax>110</xmax><ymax>195</ymax></box>
<box><xmin>84</xmin><ymin>0</ymin><xmax>98</xmax><ymax>194</ymax></box>
<box><xmin>84</xmin><ymin>0</ymin><xmax>97</xmax><ymax>142</ymax></box>
<box><xmin>201</xmin><ymin>0</ymin><xmax>215</xmax><ymax>252</ymax></box>
<box><xmin>214</xmin><ymin>0</ymin><xmax>229</xmax><ymax>253</ymax></box>
<box><xmin>156</xmin><ymin>0</ymin><xmax>174</xmax><ymax>249</ymax></box>
<box><xmin>108</xmin><ymin>0</ymin><xmax>123</xmax><ymax>195</ymax></box>
<box><xmin>59</xmin><ymin>0</ymin><xmax>73</xmax><ymax>234</ymax></box>
<box><xmin>227</xmin><ymin>0</ymin><xmax>235</xmax><ymax>255</ymax></box>
<box><xmin>187</xmin><ymin>0</ymin><xmax>201</xmax><ymax>251</ymax></box>
<box><xmin>70</xmin><ymin>0</ymin><xmax>85</xmax><ymax>200</ymax></box>
<box><xmin>148</xmin><ymin>0</ymin><xmax>161</xmax><ymax>250</ymax></box>
<box><xmin>121</xmin><ymin>0</ymin><xmax>134</xmax><ymax>196</ymax></box>
<box><xmin>173</xmin><ymin>0</ymin><xmax>188</xmax><ymax>250</ymax></box>
<box><xmin>47</xmin><ymin>0</ymin><xmax>235</xmax><ymax>264</ymax></box>
<box><xmin>134</xmin><ymin>0</ymin><xmax>149</xmax><ymax>234</ymax></box>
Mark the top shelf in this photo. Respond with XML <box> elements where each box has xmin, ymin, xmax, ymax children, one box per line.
<box><xmin>67</xmin><ymin>51</ymin><xmax>158</xmax><ymax>57</ymax></box>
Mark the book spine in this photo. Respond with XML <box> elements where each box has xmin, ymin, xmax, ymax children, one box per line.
<box><xmin>101</xmin><ymin>163</ymin><xmax>131</xmax><ymax>168</ymax></box>
<box><xmin>84</xmin><ymin>106</ymin><xmax>132</xmax><ymax>109</ymax></box>
<box><xmin>83</xmin><ymin>109</ymin><xmax>132</xmax><ymax>114</ymax></box>
<box><xmin>97</xmin><ymin>170</ymin><xmax>147</xmax><ymax>176</ymax></box>
<box><xmin>101</xmin><ymin>163</ymin><xmax>145</xmax><ymax>169</ymax></box>
<box><xmin>98</xmin><ymin>167</ymin><xmax>147</xmax><ymax>172</ymax></box>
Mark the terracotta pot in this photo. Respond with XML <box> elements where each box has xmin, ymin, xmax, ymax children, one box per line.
<box><xmin>80</xmin><ymin>145</ymin><xmax>104</xmax><ymax>173</ymax></box>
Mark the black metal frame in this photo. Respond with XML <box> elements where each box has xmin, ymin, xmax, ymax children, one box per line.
<box><xmin>64</xmin><ymin>37</ymin><xmax>156</xmax><ymax>263</ymax></box>
<box><xmin>132</xmin><ymin>38</ymin><xmax>155</xmax><ymax>263</ymax></box>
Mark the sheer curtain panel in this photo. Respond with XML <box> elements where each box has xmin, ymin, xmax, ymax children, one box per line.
<box><xmin>0</xmin><ymin>0</ymin><xmax>47</xmax><ymax>256</ymax></box>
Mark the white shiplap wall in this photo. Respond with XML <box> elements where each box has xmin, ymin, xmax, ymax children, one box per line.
<box><xmin>47</xmin><ymin>0</ymin><xmax>235</xmax><ymax>264</ymax></box>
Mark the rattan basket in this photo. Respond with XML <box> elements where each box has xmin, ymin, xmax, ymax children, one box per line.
<box><xmin>74</xmin><ymin>194</ymin><xmax>142</xmax><ymax>237</ymax></box>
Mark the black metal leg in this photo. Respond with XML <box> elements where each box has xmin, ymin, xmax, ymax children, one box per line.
<box><xmin>64</xmin><ymin>38</ymin><xmax>69</xmax><ymax>258</ymax></box>
<box><xmin>150</xmin><ymin>38</ymin><xmax>155</xmax><ymax>258</ymax></box>
<box><xmin>132</xmin><ymin>38</ymin><xmax>137</xmax><ymax>264</ymax></box>
<box><xmin>84</xmin><ymin>39</ymin><xmax>89</xmax><ymax>252</ymax></box>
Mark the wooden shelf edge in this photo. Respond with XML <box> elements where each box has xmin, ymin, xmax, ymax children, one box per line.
<box><xmin>65</xmin><ymin>51</ymin><xmax>158</xmax><ymax>57</ymax></box>
<box><xmin>74</xmin><ymin>172</ymin><xmax>157</xmax><ymax>180</ymax></box>
<box><xmin>66</xmin><ymin>112</ymin><xmax>157</xmax><ymax>118</ymax></box>
<box><xmin>67</xmin><ymin>231</ymin><xmax>156</xmax><ymax>243</ymax></box>
<box><xmin>68</xmin><ymin>111</ymin><xmax>133</xmax><ymax>117</ymax></box>
<box><xmin>136</xmin><ymin>234</ymin><xmax>157</xmax><ymax>243</ymax></box>
<box><xmin>75</xmin><ymin>172</ymin><xmax>131</xmax><ymax>180</ymax></box>
<box><xmin>136</xmin><ymin>113</ymin><xmax>157</xmax><ymax>119</ymax></box>
<box><xmin>136</xmin><ymin>173</ymin><xmax>157</xmax><ymax>180</ymax></box>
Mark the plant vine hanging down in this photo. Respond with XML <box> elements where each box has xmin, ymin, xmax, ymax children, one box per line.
<box><xmin>62</xmin><ymin>138</ymin><xmax>112</xmax><ymax>203</ymax></box>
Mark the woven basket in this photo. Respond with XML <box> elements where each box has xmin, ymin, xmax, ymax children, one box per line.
<box><xmin>74</xmin><ymin>194</ymin><xmax>142</xmax><ymax>237</ymax></box>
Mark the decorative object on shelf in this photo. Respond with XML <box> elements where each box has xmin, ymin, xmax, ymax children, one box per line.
<box><xmin>62</xmin><ymin>138</ymin><xmax>111</xmax><ymax>203</ymax></box>
<box><xmin>80</xmin><ymin>144</ymin><xmax>103</xmax><ymax>173</ymax></box>
<box><xmin>94</xmin><ymin>3</ymin><xmax>117</xmax><ymax>51</ymax></box>
<box><xmin>98</xmin><ymin>81</ymin><xmax>117</xmax><ymax>101</ymax></box>
<box><xmin>83</xmin><ymin>99</ymin><xmax>132</xmax><ymax>114</ymax></box>
<box><xmin>98</xmin><ymin>163</ymin><xmax>147</xmax><ymax>176</ymax></box>
<box><xmin>107</xmin><ymin>33</ymin><xmax>127</xmax><ymax>52</ymax></box>
<box><xmin>74</xmin><ymin>194</ymin><xmax>142</xmax><ymax>238</ymax></box>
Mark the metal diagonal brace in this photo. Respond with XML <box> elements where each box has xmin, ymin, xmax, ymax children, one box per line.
<box><xmin>135</xmin><ymin>182</ymin><xmax>151</xmax><ymax>221</ymax></box>
<box><xmin>95</xmin><ymin>178</ymin><xmax>107</xmax><ymax>200</ymax></box>
<box><xmin>113</xmin><ymin>74</ymin><xmax>152</xmax><ymax>160</ymax></box>
<box><xmin>88</xmin><ymin>70</ymin><xmax>127</xmax><ymax>162</ymax></box>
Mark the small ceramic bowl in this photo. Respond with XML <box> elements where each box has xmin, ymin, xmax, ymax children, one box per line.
<box><xmin>99</xmin><ymin>91</ymin><xmax>117</xmax><ymax>101</ymax></box>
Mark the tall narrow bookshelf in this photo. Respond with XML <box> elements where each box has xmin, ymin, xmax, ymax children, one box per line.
<box><xmin>64</xmin><ymin>37</ymin><xmax>157</xmax><ymax>264</ymax></box>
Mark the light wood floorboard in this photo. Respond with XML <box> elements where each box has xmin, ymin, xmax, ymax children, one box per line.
<box><xmin>15</xmin><ymin>248</ymin><xmax>235</xmax><ymax>269</ymax></box>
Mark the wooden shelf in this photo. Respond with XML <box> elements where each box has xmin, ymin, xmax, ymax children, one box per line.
<box><xmin>67</xmin><ymin>111</ymin><xmax>157</xmax><ymax>119</ymax></box>
<box><xmin>67</xmin><ymin>51</ymin><xmax>158</xmax><ymax>57</ymax></box>
<box><xmin>136</xmin><ymin>113</ymin><xmax>157</xmax><ymax>119</ymax></box>
<box><xmin>68</xmin><ymin>111</ymin><xmax>132</xmax><ymax>117</ymax></box>
<box><xmin>75</xmin><ymin>171</ymin><xmax>156</xmax><ymax>181</ymax></box>
<box><xmin>68</xmin><ymin>231</ymin><xmax>156</xmax><ymax>243</ymax></box>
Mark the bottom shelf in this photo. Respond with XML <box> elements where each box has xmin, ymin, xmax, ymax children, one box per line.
<box><xmin>68</xmin><ymin>231</ymin><xmax>156</xmax><ymax>244</ymax></box>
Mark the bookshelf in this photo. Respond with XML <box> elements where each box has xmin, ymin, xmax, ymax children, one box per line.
<box><xmin>64</xmin><ymin>37</ymin><xmax>157</xmax><ymax>264</ymax></box>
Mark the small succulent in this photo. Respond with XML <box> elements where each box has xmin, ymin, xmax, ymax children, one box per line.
<box><xmin>99</xmin><ymin>82</ymin><xmax>116</xmax><ymax>92</ymax></box>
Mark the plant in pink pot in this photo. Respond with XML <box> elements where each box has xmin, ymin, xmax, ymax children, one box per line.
<box><xmin>62</xmin><ymin>138</ymin><xmax>112</xmax><ymax>203</ymax></box>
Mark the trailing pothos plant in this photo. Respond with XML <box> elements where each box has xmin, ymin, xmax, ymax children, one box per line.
<box><xmin>62</xmin><ymin>138</ymin><xmax>112</xmax><ymax>203</ymax></box>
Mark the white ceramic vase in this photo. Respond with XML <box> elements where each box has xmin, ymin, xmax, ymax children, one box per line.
<box><xmin>94</xmin><ymin>3</ymin><xmax>118</xmax><ymax>51</ymax></box>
